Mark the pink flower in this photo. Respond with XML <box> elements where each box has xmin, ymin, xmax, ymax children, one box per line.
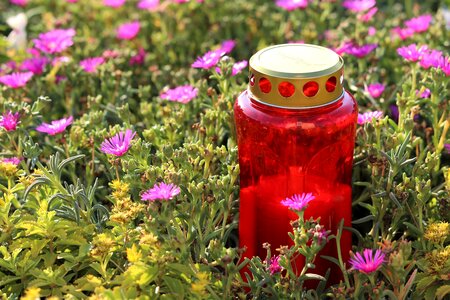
<box><xmin>405</xmin><ymin>14</ymin><xmax>432</xmax><ymax>33</ymax></box>
<box><xmin>367</xmin><ymin>26</ymin><xmax>377</xmax><ymax>36</ymax></box>
<box><xmin>445</xmin><ymin>144</ymin><xmax>450</xmax><ymax>153</ymax></box>
<box><xmin>20</xmin><ymin>57</ymin><xmax>48</xmax><ymax>75</ymax></box>
<box><xmin>160</xmin><ymin>85</ymin><xmax>198</xmax><ymax>103</ymax></box>
<box><xmin>10</xmin><ymin>0</ymin><xmax>27</xmax><ymax>6</ymax></box>
<box><xmin>141</xmin><ymin>182</ymin><xmax>181</xmax><ymax>201</ymax></box>
<box><xmin>217</xmin><ymin>40</ymin><xmax>236</xmax><ymax>55</ymax></box>
<box><xmin>397</xmin><ymin>44</ymin><xmax>428</xmax><ymax>62</ymax></box>
<box><xmin>103</xmin><ymin>0</ymin><xmax>126</xmax><ymax>7</ymax></box>
<box><xmin>79</xmin><ymin>57</ymin><xmax>105</xmax><ymax>73</ymax></box>
<box><xmin>2</xmin><ymin>157</ymin><xmax>21</xmax><ymax>165</ymax></box>
<box><xmin>0</xmin><ymin>111</ymin><xmax>20</xmax><ymax>131</ymax></box>
<box><xmin>100</xmin><ymin>129</ymin><xmax>136</xmax><ymax>156</ymax></box>
<box><xmin>357</xmin><ymin>111</ymin><xmax>383</xmax><ymax>124</ymax></box>
<box><xmin>358</xmin><ymin>7</ymin><xmax>378</xmax><ymax>22</ymax></box>
<box><xmin>349</xmin><ymin>249</ymin><xmax>385</xmax><ymax>274</ymax></box>
<box><xmin>419</xmin><ymin>50</ymin><xmax>442</xmax><ymax>69</ymax></box>
<box><xmin>116</xmin><ymin>21</ymin><xmax>141</xmax><ymax>40</ymax></box>
<box><xmin>309</xmin><ymin>224</ymin><xmax>328</xmax><ymax>244</ymax></box>
<box><xmin>343</xmin><ymin>43</ymin><xmax>377</xmax><ymax>58</ymax></box>
<box><xmin>416</xmin><ymin>88</ymin><xmax>431</xmax><ymax>98</ymax></box>
<box><xmin>137</xmin><ymin>0</ymin><xmax>159</xmax><ymax>10</ymax></box>
<box><xmin>216</xmin><ymin>60</ymin><xmax>248</xmax><ymax>76</ymax></box>
<box><xmin>36</xmin><ymin>116</ymin><xmax>73</xmax><ymax>135</ymax></box>
<box><xmin>342</xmin><ymin>0</ymin><xmax>375</xmax><ymax>12</ymax></box>
<box><xmin>268</xmin><ymin>255</ymin><xmax>282</xmax><ymax>275</ymax></box>
<box><xmin>275</xmin><ymin>0</ymin><xmax>309</xmax><ymax>11</ymax></box>
<box><xmin>33</xmin><ymin>28</ymin><xmax>76</xmax><ymax>54</ymax></box>
<box><xmin>366</xmin><ymin>83</ymin><xmax>385</xmax><ymax>98</ymax></box>
<box><xmin>438</xmin><ymin>56</ymin><xmax>450</xmax><ymax>76</ymax></box>
<box><xmin>0</xmin><ymin>72</ymin><xmax>33</xmax><ymax>89</ymax></box>
<box><xmin>129</xmin><ymin>48</ymin><xmax>146</xmax><ymax>66</ymax></box>
<box><xmin>391</xmin><ymin>27</ymin><xmax>415</xmax><ymax>40</ymax></box>
<box><xmin>192</xmin><ymin>50</ymin><xmax>223</xmax><ymax>69</ymax></box>
<box><xmin>280</xmin><ymin>193</ymin><xmax>315</xmax><ymax>211</ymax></box>
<box><xmin>102</xmin><ymin>49</ymin><xmax>120</xmax><ymax>59</ymax></box>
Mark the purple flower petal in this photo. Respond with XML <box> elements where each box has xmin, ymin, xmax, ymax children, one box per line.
<box><xmin>100</xmin><ymin>129</ymin><xmax>136</xmax><ymax>156</ymax></box>
<box><xmin>36</xmin><ymin>116</ymin><xmax>73</xmax><ymax>135</ymax></box>
<box><xmin>141</xmin><ymin>182</ymin><xmax>181</xmax><ymax>201</ymax></box>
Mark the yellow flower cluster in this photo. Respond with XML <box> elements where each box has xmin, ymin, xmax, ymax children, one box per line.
<box><xmin>424</xmin><ymin>222</ymin><xmax>449</xmax><ymax>244</ymax></box>
<box><xmin>191</xmin><ymin>271</ymin><xmax>210</xmax><ymax>297</ymax></box>
<box><xmin>426</xmin><ymin>246</ymin><xmax>450</xmax><ymax>273</ymax></box>
<box><xmin>0</xmin><ymin>162</ymin><xmax>18</xmax><ymax>178</ymax></box>
<box><xmin>109</xmin><ymin>180</ymin><xmax>145</xmax><ymax>224</ymax></box>
<box><xmin>90</xmin><ymin>233</ymin><xmax>116</xmax><ymax>258</ymax></box>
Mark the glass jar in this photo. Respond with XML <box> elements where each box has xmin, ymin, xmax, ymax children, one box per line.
<box><xmin>234</xmin><ymin>44</ymin><xmax>358</xmax><ymax>284</ymax></box>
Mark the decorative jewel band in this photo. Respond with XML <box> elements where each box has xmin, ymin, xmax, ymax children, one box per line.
<box><xmin>248</xmin><ymin>65</ymin><xmax>345</xmax><ymax>109</ymax></box>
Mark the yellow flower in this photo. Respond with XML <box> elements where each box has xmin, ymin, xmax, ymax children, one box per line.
<box><xmin>424</xmin><ymin>222</ymin><xmax>449</xmax><ymax>244</ymax></box>
<box><xmin>109</xmin><ymin>180</ymin><xmax>130</xmax><ymax>201</ymax></box>
<box><xmin>0</xmin><ymin>162</ymin><xmax>18</xmax><ymax>177</ymax></box>
<box><xmin>191</xmin><ymin>271</ymin><xmax>210</xmax><ymax>297</ymax></box>
<box><xmin>90</xmin><ymin>233</ymin><xmax>116</xmax><ymax>258</ymax></box>
<box><xmin>21</xmin><ymin>287</ymin><xmax>41</xmax><ymax>300</ymax></box>
<box><xmin>126</xmin><ymin>244</ymin><xmax>142</xmax><ymax>263</ymax></box>
<box><xmin>426</xmin><ymin>246</ymin><xmax>450</xmax><ymax>273</ymax></box>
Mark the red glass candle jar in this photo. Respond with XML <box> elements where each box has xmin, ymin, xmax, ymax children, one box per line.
<box><xmin>234</xmin><ymin>44</ymin><xmax>357</xmax><ymax>284</ymax></box>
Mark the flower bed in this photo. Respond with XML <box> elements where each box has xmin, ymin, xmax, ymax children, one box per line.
<box><xmin>0</xmin><ymin>0</ymin><xmax>449</xmax><ymax>298</ymax></box>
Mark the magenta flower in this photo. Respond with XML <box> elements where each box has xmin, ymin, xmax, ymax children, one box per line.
<box><xmin>280</xmin><ymin>193</ymin><xmax>315</xmax><ymax>211</ymax></box>
<box><xmin>357</xmin><ymin>111</ymin><xmax>383</xmax><ymax>124</ymax></box>
<box><xmin>405</xmin><ymin>14</ymin><xmax>432</xmax><ymax>33</ymax></box>
<box><xmin>391</xmin><ymin>27</ymin><xmax>415</xmax><ymax>40</ymax></box>
<box><xmin>445</xmin><ymin>144</ymin><xmax>450</xmax><ymax>153</ymax></box>
<box><xmin>275</xmin><ymin>0</ymin><xmax>309</xmax><ymax>11</ymax></box>
<box><xmin>2</xmin><ymin>157</ymin><xmax>21</xmax><ymax>165</ymax></box>
<box><xmin>397</xmin><ymin>44</ymin><xmax>428</xmax><ymax>62</ymax></box>
<box><xmin>10</xmin><ymin>0</ymin><xmax>27</xmax><ymax>6</ymax></box>
<box><xmin>343</xmin><ymin>43</ymin><xmax>377</xmax><ymax>58</ymax></box>
<box><xmin>0</xmin><ymin>72</ymin><xmax>33</xmax><ymax>89</ymax></box>
<box><xmin>309</xmin><ymin>224</ymin><xmax>328</xmax><ymax>244</ymax></box>
<box><xmin>342</xmin><ymin>0</ymin><xmax>375</xmax><ymax>12</ymax></box>
<box><xmin>137</xmin><ymin>0</ymin><xmax>159</xmax><ymax>10</ymax></box>
<box><xmin>129</xmin><ymin>48</ymin><xmax>146</xmax><ymax>66</ymax></box>
<box><xmin>141</xmin><ymin>182</ymin><xmax>181</xmax><ymax>201</ymax></box>
<box><xmin>366</xmin><ymin>83</ymin><xmax>385</xmax><ymax>98</ymax></box>
<box><xmin>268</xmin><ymin>255</ymin><xmax>282</xmax><ymax>275</ymax></box>
<box><xmin>349</xmin><ymin>249</ymin><xmax>385</xmax><ymax>274</ymax></box>
<box><xmin>192</xmin><ymin>50</ymin><xmax>223</xmax><ymax>69</ymax></box>
<box><xmin>419</xmin><ymin>50</ymin><xmax>442</xmax><ymax>69</ymax></box>
<box><xmin>358</xmin><ymin>7</ymin><xmax>378</xmax><ymax>22</ymax></box>
<box><xmin>0</xmin><ymin>111</ymin><xmax>20</xmax><ymax>131</ymax></box>
<box><xmin>231</xmin><ymin>60</ymin><xmax>248</xmax><ymax>75</ymax></box>
<box><xmin>438</xmin><ymin>56</ymin><xmax>450</xmax><ymax>76</ymax></box>
<box><xmin>100</xmin><ymin>129</ymin><xmax>136</xmax><ymax>157</ymax></box>
<box><xmin>416</xmin><ymin>88</ymin><xmax>431</xmax><ymax>98</ymax></box>
<box><xmin>33</xmin><ymin>28</ymin><xmax>76</xmax><ymax>54</ymax></box>
<box><xmin>160</xmin><ymin>85</ymin><xmax>198</xmax><ymax>104</ymax></box>
<box><xmin>20</xmin><ymin>57</ymin><xmax>48</xmax><ymax>75</ymax></box>
<box><xmin>116</xmin><ymin>21</ymin><xmax>140</xmax><ymax>40</ymax></box>
<box><xmin>103</xmin><ymin>0</ymin><xmax>126</xmax><ymax>7</ymax></box>
<box><xmin>367</xmin><ymin>26</ymin><xmax>377</xmax><ymax>36</ymax></box>
<box><xmin>36</xmin><ymin>116</ymin><xmax>73</xmax><ymax>135</ymax></box>
<box><xmin>217</xmin><ymin>40</ymin><xmax>236</xmax><ymax>55</ymax></box>
<box><xmin>79</xmin><ymin>57</ymin><xmax>105</xmax><ymax>73</ymax></box>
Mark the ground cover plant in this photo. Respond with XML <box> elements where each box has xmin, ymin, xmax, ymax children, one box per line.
<box><xmin>0</xmin><ymin>0</ymin><xmax>449</xmax><ymax>299</ymax></box>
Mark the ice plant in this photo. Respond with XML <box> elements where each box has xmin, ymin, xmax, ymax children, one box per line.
<box><xmin>405</xmin><ymin>14</ymin><xmax>432</xmax><ymax>33</ymax></box>
<box><xmin>160</xmin><ymin>85</ymin><xmax>198</xmax><ymax>104</ymax></box>
<box><xmin>438</xmin><ymin>56</ymin><xmax>450</xmax><ymax>76</ymax></box>
<box><xmin>137</xmin><ymin>0</ymin><xmax>159</xmax><ymax>10</ymax></box>
<box><xmin>20</xmin><ymin>57</ymin><xmax>48</xmax><ymax>75</ymax></box>
<box><xmin>100</xmin><ymin>129</ymin><xmax>136</xmax><ymax>157</ymax></box>
<box><xmin>141</xmin><ymin>182</ymin><xmax>181</xmax><ymax>201</ymax></box>
<box><xmin>397</xmin><ymin>44</ymin><xmax>428</xmax><ymax>62</ymax></box>
<box><xmin>0</xmin><ymin>111</ymin><xmax>20</xmax><ymax>131</ymax></box>
<box><xmin>217</xmin><ymin>40</ymin><xmax>236</xmax><ymax>55</ymax></box>
<box><xmin>0</xmin><ymin>72</ymin><xmax>33</xmax><ymax>89</ymax></box>
<box><xmin>129</xmin><ymin>48</ymin><xmax>146</xmax><ymax>66</ymax></box>
<box><xmin>344</xmin><ymin>43</ymin><xmax>377</xmax><ymax>58</ymax></box>
<box><xmin>36</xmin><ymin>116</ymin><xmax>73</xmax><ymax>135</ymax></box>
<box><xmin>419</xmin><ymin>50</ymin><xmax>442</xmax><ymax>69</ymax></box>
<box><xmin>103</xmin><ymin>0</ymin><xmax>126</xmax><ymax>7</ymax></box>
<box><xmin>79</xmin><ymin>57</ymin><xmax>105</xmax><ymax>73</ymax></box>
<box><xmin>33</xmin><ymin>28</ymin><xmax>76</xmax><ymax>54</ymax></box>
<box><xmin>268</xmin><ymin>255</ymin><xmax>282</xmax><ymax>275</ymax></box>
<box><xmin>349</xmin><ymin>249</ymin><xmax>385</xmax><ymax>274</ymax></box>
<box><xmin>2</xmin><ymin>157</ymin><xmax>21</xmax><ymax>165</ymax></box>
<box><xmin>358</xmin><ymin>111</ymin><xmax>383</xmax><ymax>124</ymax></box>
<box><xmin>342</xmin><ymin>0</ymin><xmax>375</xmax><ymax>12</ymax></box>
<box><xmin>275</xmin><ymin>0</ymin><xmax>309</xmax><ymax>11</ymax></box>
<box><xmin>231</xmin><ymin>60</ymin><xmax>248</xmax><ymax>75</ymax></box>
<box><xmin>358</xmin><ymin>7</ymin><xmax>377</xmax><ymax>22</ymax></box>
<box><xmin>116</xmin><ymin>21</ymin><xmax>141</xmax><ymax>40</ymax></box>
<box><xmin>10</xmin><ymin>0</ymin><xmax>28</xmax><ymax>6</ymax></box>
<box><xmin>391</xmin><ymin>27</ymin><xmax>415</xmax><ymax>40</ymax></box>
<box><xmin>192</xmin><ymin>50</ymin><xmax>223</xmax><ymax>69</ymax></box>
<box><xmin>280</xmin><ymin>193</ymin><xmax>315</xmax><ymax>211</ymax></box>
<box><xmin>366</xmin><ymin>83</ymin><xmax>385</xmax><ymax>98</ymax></box>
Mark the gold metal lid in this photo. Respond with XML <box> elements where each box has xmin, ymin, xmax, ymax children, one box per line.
<box><xmin>248</xmin><ymin>44</ymin><xmax>345</xmax><ymax>109</ymax></box>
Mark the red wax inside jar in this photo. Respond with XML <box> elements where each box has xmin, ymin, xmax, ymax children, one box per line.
<box><xmin>234</xmin><ymin>90</ymin><xmax>357</xmax><ymax>285</ymax></box>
